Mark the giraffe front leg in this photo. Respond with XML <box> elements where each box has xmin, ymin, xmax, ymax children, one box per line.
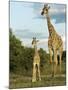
<box><xmin>52</xmin><ymin>49</ymin><xmax>58</xmax><ymax>77</ymax></box>
<box><xmin>49</xmin><ymin>48</ymin><xmax>53</xmax><ymax>64</ymax></box>
<box><xmin>37</xmin><ymin>64</ymin><xmax>41</xmax><ymax>81</ymax></box>
<box><xmin>49</xmin><ymin>48</ymin><xmax>54</xmax><ymax>77</ymax></box>
<box><xmin>32</xmin><ymin>64</ymin><xmax>36</xmax><ymax>82</ymax></box>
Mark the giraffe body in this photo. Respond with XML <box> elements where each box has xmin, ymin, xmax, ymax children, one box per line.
<box><xmin>32</xmin><ymin>37</ymin><xmax>41</xmax><ymax>82</ymax></box>
<box><xmin>41</xmin><ymin>5</ymin><xmax>63</xmax><ymax>77</ymax></box>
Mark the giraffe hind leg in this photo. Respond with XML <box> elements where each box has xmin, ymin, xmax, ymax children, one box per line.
<box><xmin>52</xmin><ymin>49</ymin><xmax>58</xmax><ymax>77</ymax></box>
<box><xmin>59</xmin><ymin>48</ymin><xmax>63</xmax><ymax>73</ymax></box>
<box><xmin>49</xmin><ymin>48</ymin><xmax>53</xmax><ymax>64</ymax></box>
<box><xmin>32</xmin><ymin>64</ymin><xmax>36</xmax><ymax>82</ymax></box>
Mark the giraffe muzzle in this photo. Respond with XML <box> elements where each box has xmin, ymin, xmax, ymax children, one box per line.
<box><xmin>41</xmin><ymin>11</ymin><xmax>44</xmax><ymax>15</ymax></box>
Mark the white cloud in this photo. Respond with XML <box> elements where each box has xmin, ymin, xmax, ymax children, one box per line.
<box><xmin>49</xmin><ymin>4</ymin><xmax>66</xmax><ymax>15</ymax></box>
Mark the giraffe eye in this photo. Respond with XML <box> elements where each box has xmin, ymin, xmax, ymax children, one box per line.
<box><xmin>46</xmin><ymin>9</ymin><xmax>48</xmax><ymax>11</ymax></box>
<box><xmin>43</xmin><ymin>8</ymin><xmax>44</xmax><ymax>10</ymax></box>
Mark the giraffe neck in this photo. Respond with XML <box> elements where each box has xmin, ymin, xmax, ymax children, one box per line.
<box><xmin>34</xmin><ymin>45</ymin><xmax>38</xmax><ymax>55</ymax></box>
<box><xmin>46</xmin><ymin>14</ymin><xmax>51</xmax><ymax>26</ymax></box>
<box><xmin>46</xmin><ymin>14</ymin><xmax>55</xmax><ymax>35</ymax></box>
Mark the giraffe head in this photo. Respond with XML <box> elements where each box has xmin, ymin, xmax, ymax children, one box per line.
<box><xmin>41</xmin><ymin>4</ymin><xmax>50</xmax><ymax>15</ymax></box>
<box><xmin>32</xmin><ymin>37</ymin><xmax>39</xmax><ymax>48</ymax></box>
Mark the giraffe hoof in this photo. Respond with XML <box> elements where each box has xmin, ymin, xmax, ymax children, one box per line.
<box><xmin>32</xmin><ymin>79</ymin><xmax>36</xmax><ymax>82</ymax></box>
<box><xmin>39</xmin><ymin>78</ymin><xmax>41</xmax><ymax>81</ymax></box>
<box><xmin>50</xmin><ymin>61</ymin><xmax>52</xmax><ymax>64</ymax></box>
<box><xmin>52</xmin><ymin>74</ymin><xmax>54</xmax><ymax>78</ymax></box>
<box><xmin>52</xmin><ymin>73</ymin><xmax>54</xmax><ymax>77</ymax></box>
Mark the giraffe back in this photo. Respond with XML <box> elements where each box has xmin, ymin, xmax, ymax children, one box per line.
<box><xmin>48</xmin><ymin>32</ymin><xmax>63</xmax><ymax>50</ymax></box>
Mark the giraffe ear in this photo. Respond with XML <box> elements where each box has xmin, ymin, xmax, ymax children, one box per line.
<box><xmin>48</xmin><ymin>6</ymin><xmax>50</xmax><ymax>9</ymax></box>
<box><xmin>32</xmin><ymin>41</ymin><xmax>33</xmax><ymax>45</ymax></box>
<box><xmin>37</xmin><ymin>40</ymin><xmax>39</xmax><ymax>42</ymax></box>
<box><xmin>33</xmin><ymin>37</ymin><xmax>36</xmax><ymax>40</ymax></box>
<box><xmin>35</xmin><ymin>37</ymin><xmax>36</xmax><ymax>39</ymax></box>
<box><xmin>33</xmin><ymin>37</ymin><xmax>34</xmax><ymax>39</ymax></box>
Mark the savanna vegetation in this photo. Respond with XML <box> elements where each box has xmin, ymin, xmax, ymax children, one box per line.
<box><xmin>9</xmin><ymin>28</ymin><xmax>66</xmax><ymax>89</ymax></box>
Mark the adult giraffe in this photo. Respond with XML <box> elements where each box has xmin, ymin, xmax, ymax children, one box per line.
<box><xmin>41</xmin><ymin>4</ymin><xmax>63</xmax><ymax>77</ymax></box>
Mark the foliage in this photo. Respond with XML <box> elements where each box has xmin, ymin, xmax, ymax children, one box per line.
<box><xmin>39</xmin><ymin>48</ymin><xmax>49</xmax><ymax>70</ymax></box>
<box><xmin>9</xmin><ymin>29</ymin><xmax>34</xmax><ymax>74</ymax></box>
<box><xmin>9</xmin><ymin>28</ymin><xmax>66</xmax><ymax>75</ymax></box>
<box><xmin>10</xmin><ymin>28</ymin><xmax>23</xmax><ymax>72</ymax></box>
<box><xmin>62</xmin><ymin>51</ymin><xmax>66</xmax><ymax>62</ymax></box>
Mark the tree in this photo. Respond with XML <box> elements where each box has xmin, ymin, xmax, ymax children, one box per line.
<box><xmin>62</xmin><ymin>51</ymin><xmax>66</xmax><ymax>62</ymax></box>
<box><xmin>39</xmin><ymin>48</ymin><xmax>49</xmax><ymax>70</ymax></box>
<box><xmin>9</xmin><ymin>28</ymin><xmax>23</xmax><ymax>73</ymax></box>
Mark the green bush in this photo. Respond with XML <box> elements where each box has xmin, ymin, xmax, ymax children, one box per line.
<box><xmin>9</xmin><ymin>28</ymin><xmax>66</xmax><ymax>75</ymax></box>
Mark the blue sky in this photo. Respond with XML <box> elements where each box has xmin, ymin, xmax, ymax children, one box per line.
<box><xmin>10</xmin><ymin>1</ymin><xmax>66</xmax><ymax>52</ymax></box>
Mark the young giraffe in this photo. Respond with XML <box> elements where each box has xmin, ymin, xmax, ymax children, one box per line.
<box><xmin>41</xmin><ymin>4</ymin><xmax>63</xmax><ymax>77</ymax></box>
<box><xmin>32</xmin><ymin>37</ymin><xmax>41</xmax><ymax>82</ymax></box>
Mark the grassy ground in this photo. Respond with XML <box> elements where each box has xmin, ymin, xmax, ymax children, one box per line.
<box><xmin>9</xmin><ymin>62</ymin><xmax>66</xmax><ymax>89</ymax></box>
